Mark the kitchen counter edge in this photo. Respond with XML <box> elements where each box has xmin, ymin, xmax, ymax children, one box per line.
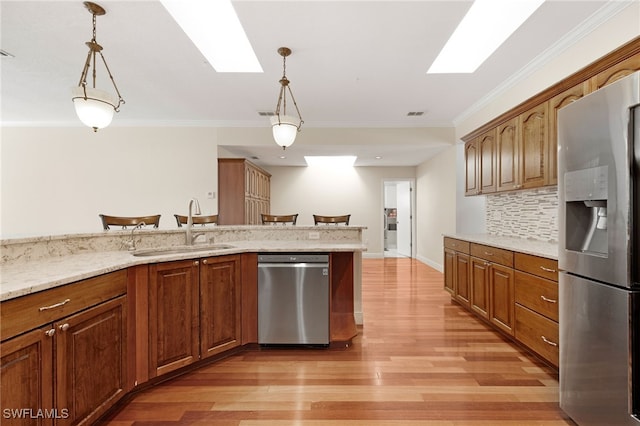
<box><xmin>443</xmin><ymin>234</ymin><xmax>558</xmax><ymax>260</ymax></box>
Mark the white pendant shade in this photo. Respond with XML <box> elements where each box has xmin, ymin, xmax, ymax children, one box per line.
<box><xmin>72</xmin><ymin>87</ymin><xmax>116</xmax><ymax>131</ymax></box>
<box><xmin>270</xmin><ymin>115</ymin><xmax>300</xmax><ymax>148</ymax></box>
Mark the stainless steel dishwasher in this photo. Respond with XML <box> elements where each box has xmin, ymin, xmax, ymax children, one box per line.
<box><xmin>258</xmin><ymin>253</ymin><xmax>329</xmax><ymax>345</ymax></box>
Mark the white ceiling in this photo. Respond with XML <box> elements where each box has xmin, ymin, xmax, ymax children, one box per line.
<box><xmin>0</xmin><ymin>0</ymin><xmax>622</xmax><ymax>166</ymax></box>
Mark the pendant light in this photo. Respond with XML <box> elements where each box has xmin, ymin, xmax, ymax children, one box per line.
<box><xmin>271</xmin><ymin>47</ymin><xmax>303</xmax><ymax>149</ymax></box>
<box><xmin>72</xmin><ymin>2</ymin><xmax>124</xmax><ymax>132</ymax></box>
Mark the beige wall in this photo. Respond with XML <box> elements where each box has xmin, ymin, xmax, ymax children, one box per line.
<box><xmin>415</xmin><ymin>145</ymin><xmax>456</xmax><ymax>271</ymax></box>
<box><xmin>266</xmin><ymin>165</ymin><xmax>417</xmax><ymax>257</ymax></box>
<box><xmin>1</xmin><ymin>127</ymin><xmax>219</xmax><ymax>237</ymax></box>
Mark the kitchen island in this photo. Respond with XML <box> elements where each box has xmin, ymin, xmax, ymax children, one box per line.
<box><xmin>1</xmin><ymin>226</ymin><xmax>366</xmax><ymax>425</ymax></box>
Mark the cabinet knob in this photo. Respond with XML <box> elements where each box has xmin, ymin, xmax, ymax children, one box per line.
<box><xmin>541</xmin><ymin>336</ymin><xmax>558</xmax><ymax>347</ymax></box>
<box><xmin>194</xmin><ymin>261</ymin><xmax>199</xmax><ymax>266</ymax></box>
<box><xmin>59</xmin><ymin>323</ymin><xmax>70</xmax><ymax>331</ymax></box>
<box><xmin>202</xmin><ymin>259</ymin><xmax>208</xmax><ymax>264</ymax></box>
<box><xmin>44</xmin><ymin>329</ymin><xmax>56</xmax><ymax>337</ymax></box>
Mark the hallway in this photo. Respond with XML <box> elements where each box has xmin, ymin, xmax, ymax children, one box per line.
<box><xmin>101</xmin><ymin>258</ymin><xmax>573</xmax><ymax>425</ymax></box>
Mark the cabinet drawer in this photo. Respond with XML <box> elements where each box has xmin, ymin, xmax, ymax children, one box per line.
<box><xmin>1</xmin><ymin>270</ymin><xmax>127</xmax><ymax>341</ymax></box>
<box><xmin>470</xmin><ymin>243</ymin><xmax>513</xmax><ymax>267</ymax></box>
<box><xmin>444</xmin><ymin>237</ymin><xmax>470</xmax><ymax>254</ymax></box>
<box><xmin>515</xmin><ymin>271</ymin><xmax>558</xmax><ymax>321</ymax></box>
<box><xmin>514</xmin><ymin>252</ymin><xmax>558</xmax><ymax>281</ymax></box>
<box><xmin>515</xmin><ymin>304</ymin><xmax>559</xmax><ymax>367</ymax></box>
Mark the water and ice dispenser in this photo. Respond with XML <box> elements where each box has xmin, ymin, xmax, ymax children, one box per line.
<box><xmin>564</xmin><ymin>165</ymin><xmax>609</xmax><ymax>256</ymax></box>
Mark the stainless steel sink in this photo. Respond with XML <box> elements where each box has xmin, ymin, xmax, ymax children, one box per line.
<box><xmin>132</xmin><ymin>244</ymin><xmax>235</xmax><ymax>257</ymax></box>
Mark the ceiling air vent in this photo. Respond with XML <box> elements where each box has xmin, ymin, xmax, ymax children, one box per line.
<box><xmin>258</xmin><ymin>111</ymin><xmax>276</xmax><ymax>117</ymax></box>
<box><xmin>407</xmin><ymin>111</ymin><xmax>424</xmax><ymax>116</ymax></box>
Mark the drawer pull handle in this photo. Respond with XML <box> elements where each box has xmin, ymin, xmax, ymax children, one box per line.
<box><xmin>39</xmin><ymin>299</ymin><xmax>71</xmax><ymax>311</ymax></box>
<box><xmin>540</xmin><ymin>295</ymin><xmax>557</xmax><ymax>304</ymax></box>
<box><xmin>484</xmin><ymin>251</ymin><xmax>494</xmax><ymax>256</ymax></box>
<box><xmin>540</xmin><ymin>266</ymin><xmax>557</xmax><ymax>273</ymax></box>
<box><xmin>541</xmin><ymin>336</ymin><xmax>558</xmax><ymax>347</ymax></box>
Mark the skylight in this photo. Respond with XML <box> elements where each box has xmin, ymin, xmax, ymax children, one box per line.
<box><xmin>304</xmin><ymin>156</ymin><xmax>357</xmax><ymax>167</ymax></box>
<box><xmin>160</xmin><ymin>0</ymin><xmax>262</xmax><ymax>73</ymax></box>
<box><xmin>427</xmin><ymin>0</ymin><xmax>545</xmax><ymax>74</ymax></box>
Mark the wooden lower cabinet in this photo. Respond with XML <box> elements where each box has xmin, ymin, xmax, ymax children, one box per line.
<box><xmin>470</xmin><ymin>257</ymin><xmax>490</xmax><ymax>319</ymax></box>
<box><xmin>56</xmin><ymin>296</ymin><xmax>127</xmax><ymax>425</ymax></box>
<box><xmin>199</xmin><ymin>255</ymin><xmax>242</xmax><ymax>358</ymax></box>
<box><xmin>488</xmin><ymin>263</ymin><xmax>515</xmax><ymax>335</ymax></box>
<box><xmin>0</xmin><ymin>274</ymin><xmax>127</xmax><ymax>426</ymax></box>
<box><xmin>148</xmin><ymin>256</ymin><xmax>242</xmax><ymax>378</ymax></box>
<box><xmin>444</xmin><ymin>237</ymin><xmax>559</xmax><ymax>368</ymax></box>
<box><xmin>1</xmin><ymin>327</ymin><xmax>54</xmax><ymax>426</ymax></box>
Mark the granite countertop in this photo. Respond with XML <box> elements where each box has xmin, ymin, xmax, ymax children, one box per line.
<box><xmin>1</xmin><ymin>240</ymin><xmax>367</xmax><ymax>302</ymax></box>
<box><xmin>443</xmin><ymin>233</ymin><xmax>558</xmax><ymax>260</ymax></box>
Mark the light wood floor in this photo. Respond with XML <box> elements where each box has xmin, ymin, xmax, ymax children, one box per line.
<box><xmin>101</xmin><ymin>258</ymin><xmax>575</xmax><ymax>425</ymax></box>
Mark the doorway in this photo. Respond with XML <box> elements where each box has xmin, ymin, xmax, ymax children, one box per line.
<box><xmin>383</xmin><ymin>179</ymin><xmax>414</xmax><ymax>258</ymax></box>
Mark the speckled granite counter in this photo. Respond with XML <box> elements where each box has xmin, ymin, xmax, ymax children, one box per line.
<box><xmin>1</xmin><ymin>226</ymin><xmax>367</xmax><ymax>302</ymax></box>
<box><xmin>443</xmin><ymin>233</ymin><xmax>558</xmax><ymax>260</ymax></box>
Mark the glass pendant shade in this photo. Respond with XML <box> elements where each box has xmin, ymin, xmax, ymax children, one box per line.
<box><xmin>72</xmin><ymin>87</ymin><xmax>116</xmax><ymax>131</ymax></box>
<box><xmin>270</xmin><ymin>115</ymin><xmax>300</xmax><ymax>148</ymax></box>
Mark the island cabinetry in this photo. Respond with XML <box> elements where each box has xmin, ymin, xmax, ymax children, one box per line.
<box><xmin>218</xmin><ymin>158</ymin><xmax>271</xmax><ymax>225</ymax></box>
<box><xmin>470</xmin><ymin>244</ymin><xmax>515</xmax><ymax>336</ymax></box>
<box><xmin>0</xmin><ymin>270</ymin><xmax>128</xmax><ymax>426</ymax></box>
<box><xmin>147</xmin><ymin>255</ymin><xmax>242</xmax><ymax>378</ymax></box>
<box><xmin>443</xmin><ymin>238</ymin><xmax>470</xmax><ymax>307</ymax></box>
<box><xmin>514</xmin><ymin>253</ymin><xmax>559</xmax><ymax>367</ymax></box>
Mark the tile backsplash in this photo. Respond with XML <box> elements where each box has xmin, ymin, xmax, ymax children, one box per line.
<box><xmin>486</xmin><ymin>186</ymin><xmax>558</xmax><ymax>242</ymax></box>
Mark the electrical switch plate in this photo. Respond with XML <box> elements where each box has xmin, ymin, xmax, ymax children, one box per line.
<box><xmin>207</xmin><ymin>191</ymin><xmax>215</xmax><ymax>199</ymax></box>
<box><xmin>308</xmin><ymin>231</ymin><xmax>320</xmax><ymax>240</ymax></box>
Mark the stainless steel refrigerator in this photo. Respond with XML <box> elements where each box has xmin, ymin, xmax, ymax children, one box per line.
<box><xmin>558</xmin><ymin>70</ymin><xmax>640</xmax><ymax>425</ymax></box>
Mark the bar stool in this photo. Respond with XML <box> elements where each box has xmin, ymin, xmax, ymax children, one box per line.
<box><xmin>99</xmin><ymin>214</ymin><xmax>161</xmax><ymax>230</ymax></box>
<box><xmin>174</xmin><ymin>214</ymin><xmax>218</xmax><ymax>227</ymax></box>
<box><xmin>261</xmin><ymin>214</ymin><xmax>298</xmax><ymax>225</ymax></box>
<box><xmin>313</xmin><ymin>214</ymin><xmax>350</xmax><ymax>225</ymax></box>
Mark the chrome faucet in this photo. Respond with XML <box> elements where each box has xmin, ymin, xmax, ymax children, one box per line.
<box><xmin>126</xmin><ymin>222</ymin><xmax>146</xmax><ymax>251</ymax></box>
<box><xmin>186</xmin><ymin>198</ymin><xmax>202</xmax><ymax>245</ymax></box>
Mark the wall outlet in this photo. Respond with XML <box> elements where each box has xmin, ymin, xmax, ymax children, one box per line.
<box><xmin>308</xmin><ymin>231</ymin><xmax>320</xmax><ymax>240</ymax></box>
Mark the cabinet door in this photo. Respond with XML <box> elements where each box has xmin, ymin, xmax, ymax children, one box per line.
<box><xmin>443</xmin><ymin>248</ymin><xmax>455</xmax><ymax>296</ymax></box>
<box><xmin>489</xmin><ymin>263</ymin><xmax>515</xmax><ymax>336</ymax></box>
<box><xmin>1</xmin><ymin>327</ymin><xmax>54</xmax><ymax>426</ymax></box>
<box><xmin>148</xmin><ymin>260</ymin><xmax>199</xmax><ymax>377</ymax></box>
<box><xmin>479</xmin><ymin>129</ymin><xmax>497</xmax><ymax>194</ymax></box>
<box><xmin>520</xmin><ymin>103</ymin><xmax>548</xmax><ymax>189</ymax></box>
<box><xmin>200</xmin><ymin>255</ymin><xmax>242</xmax><ymax>358</ymax></box>
<box><xmin>591</xmin><ymin>54</ymin><xmax>640</xmax><ymax>91</ymax></box>
<box><xmin>496</xmin><ymin>117</ymin><xmax>520</xmax><ymax>192</ymax></box>
<box><xmin>55</xmin><ymin>296</ymin><xmax>127</xmax><ymax>426</ymax></box>
<box><xmin>455</xmin><ymin>253</ymin><xmax>471</xmax><ymax>307</ymax></box>
<box><xmin>470</xmin><ymin>257</ymin><xmax>489</xmax><ymax>319</ymax></box>
<box><xmin>547</xmin><ymin>82</ymin><xmax>589</xmax><ymax>186</ymax></box>
<box><xmin>464</xmin><ymin>140</ymin><xmax>479</xmax><ymax>196</ymax></box>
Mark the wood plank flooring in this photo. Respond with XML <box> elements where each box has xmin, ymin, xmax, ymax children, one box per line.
<box><xmin>100</xmin><ymin>258</ymin><xmax>575</xmax><ymax>425</ymax></box>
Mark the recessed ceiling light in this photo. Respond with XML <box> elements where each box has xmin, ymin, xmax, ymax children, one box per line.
<box><xmin>304</xmin><ymin>156</ymin><xmax>357</xmax><ymax>167</ymax></box>
<box><xmin>160</xmin><ymin>0</ymin><xmax>262</xmax><ymax>72</ymax></box>
<box><xmin>427</xmin><ymin>0</ymin><xmax>544</xmax><ymax>74</ymax></box>
<box><xmin>375</xmin><ymin>156</ymin><xmax>382</xmax><ymax>160</ymax></box>
<box><xmin>279</xmin><ymin>155</ymin><xmax>286</xmax><ymax>159</ymax></box>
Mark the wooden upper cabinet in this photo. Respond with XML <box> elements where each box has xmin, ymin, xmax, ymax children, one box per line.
<box><xmin>519</xmin><ymin>103</ymin><xmax>548</xmax><ymax>189</ymax></box>
<box><xmin>464</xmin><ymin>140</ymin><xmax>479</xmax><ymax>196</ymax></box>
<box><xmin>547</xmin><ymin>82</ymin><xmax>590</xmax><ymax>186</ymax></box>
<box><xmin>590</xmin><ymin>53</ymin><xmax>640</xmax><ymax>91</ymax></box>
<box><xmin>496</xmin><ymin>117</ymin><xmax>520</xmax><ymax>192</ymax></box>
<box><xmin>479</xmin><ymin>129</ymin><xmax>497</xmax><ymax>194</ymax></box>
